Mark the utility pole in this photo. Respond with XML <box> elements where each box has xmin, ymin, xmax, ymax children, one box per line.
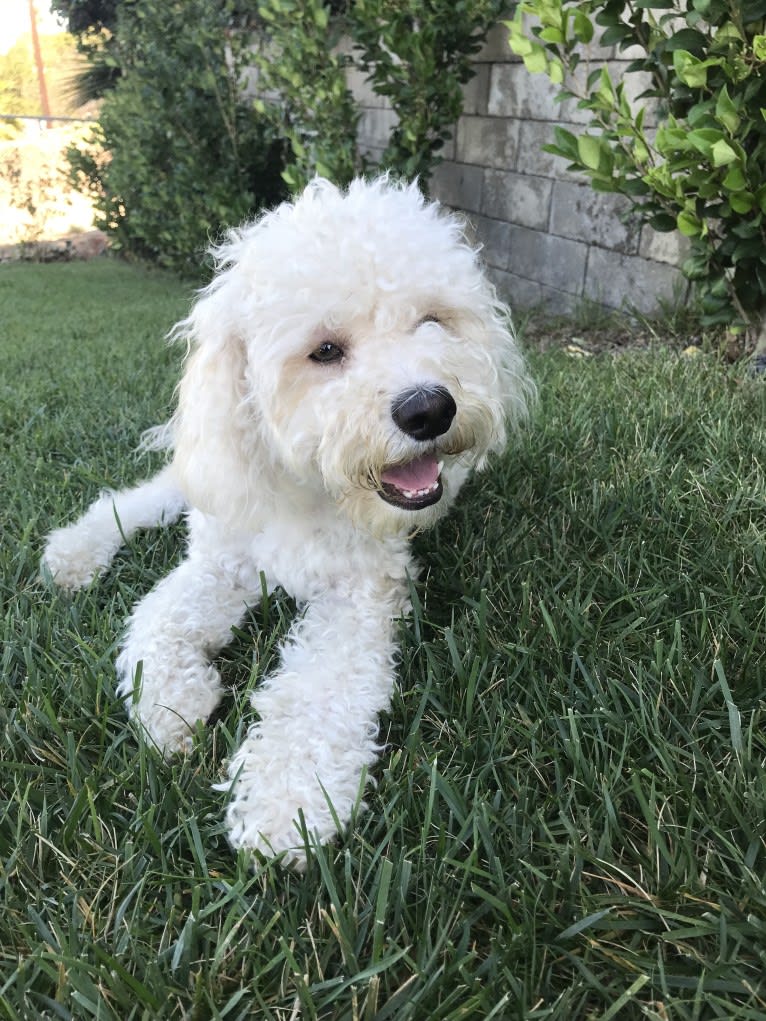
<box><xmin>28</xmin><ymin>0</ymin><xmax>52</xmax><ymax>128</ymax></box>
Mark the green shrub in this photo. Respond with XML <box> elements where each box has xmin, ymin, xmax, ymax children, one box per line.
<box><xmin>508</xmin><ymin>0</ymin><xmax>766</xmax><ymax>347</ymax></box>
<box><xmin>68</xmin><ymin>0</ymin><xmax>286</xmax><ymax>274</ymax></box>
<box><xmin>253</xmin><ymin>0</ymin><xmax>362</xmax><ymax>191</ymax></box>
<box><xmin>350</xmin><ymin>0</ymin><xmax>506</xmax><ymax>182</ymax></box>
<box><xmin>254</xmin><ymin>0</ymin><xmax>504</xmax><ymax>190</ymax></box>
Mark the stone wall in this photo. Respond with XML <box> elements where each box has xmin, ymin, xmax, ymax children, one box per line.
<box><xmin>349</xmin><ymin>24</ymin><xmax>689</xmax><ymax>318</ymax></box>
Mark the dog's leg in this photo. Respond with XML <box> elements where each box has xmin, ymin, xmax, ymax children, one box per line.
<box><xmin>41</xmin><ymin>465</ymin><xmax>186</xmax><ymax>590</ymax></box>
<box><xmin>116</xmin><ymin>548</ymin><xmax>261</xmax><ymax>756</ymax></box>
<box><xmin>224</xmin><ymin>588</ymin><xmax>402</xmax><ymax>867</ymax></box>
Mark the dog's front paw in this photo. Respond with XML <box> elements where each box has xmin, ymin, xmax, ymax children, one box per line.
<box><xmin>116</xmin><ymin>651</ymin><xmax>224</xmax><ymax>758</ymax></box>
<box><xmin>224</xmin><ymin>729</ymin><xmax>365</xmax><ymax>869</ymax></box>
<box><xmin>41</xmin><ymin>523</ymin><xmax>116</xmax><ymax>590</ymax></box>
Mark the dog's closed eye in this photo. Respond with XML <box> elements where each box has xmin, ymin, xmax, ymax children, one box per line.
<box><xmin>418</xmin><ymin>314</ymin><xmax>442</xmax><ymax>328</ymax></box>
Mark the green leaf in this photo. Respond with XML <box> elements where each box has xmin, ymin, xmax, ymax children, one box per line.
<box><xmin>577</xmin><ymin>134</ymin><xmax>604</xmax><ymax>170</ymax></box>
<box><xmin>677</xmin><ymin>209</ymin><xmax>703</xmax><ymax>236</ymax></box>
<box><xmin>573</xmin><ymin>10</ymin><xmax>595</xmax><ymax>43</ymax></box>
<box><xmin>711</xmin><ymin>139</ymin><xmax>738</xmax><ymax>166</ymax></box>
<box><xmin>672</xmin><ymin>50</ymin><xmax>722</xmax><ymax>87</ymax></box>
<box><xmin>663</xmin><ymin>28</ymin><xmax>708</xmax><ymax>55</ymax></box>
<box><xmin>715</xmin><ymin>86</ymin><xmax>740</xmax><ymax>134</ymax></box>
<box><xmin>522</xmin><ymin>48</ymin><xmax>550</xmax><ymax>74</ymax></box>
<box><xmin>729</xmin><ymin>191</ymin><xmax>755</xmax><ymax>213</ymax></box>
<box><xmin>687</xmin><ymin>128</ymin><xmax>723</xmax><ymax>156</ymax></box>
<box><xmin>539</xmin><ymin>27</ymin><xmax>565</xmax><ymax>44</ymax></box>
<box><xmin>727</xmin><ymin>165</ymin><xmax>751</xmax><ymax>191</ymax></box>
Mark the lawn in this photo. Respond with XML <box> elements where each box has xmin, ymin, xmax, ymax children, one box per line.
<box><xmin>1</xmin><ymin>258</ymin><xmax>765</xmax><ymax>1020</ymax></box>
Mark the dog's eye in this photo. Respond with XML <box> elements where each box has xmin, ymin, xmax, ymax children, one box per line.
<box><xmin>310</xmin><ymin>341</ymin><xmax>345</xmax><ymax>364</ymax></box>
<box><xmin>419</xmin><ymin>314</ymin><xmax>441</xmax><ymax>327</ymax></box>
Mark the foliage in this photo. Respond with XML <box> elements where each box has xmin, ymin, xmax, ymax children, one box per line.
<box><xmin>49</xmin><ymin>0</ymin><xmax>121</xmax><ymax>102</ymax></box>
<box><xmin>0</xmin><ymin>32</ymin><xmax>81</xmax><ymax>130</ymax></box>
<box><xmin>254</xmin><ymin>0</ymin><xmax>504</xmax><ymax>189</ymax></box>
<box><xmin>508</xmin><ymin>0</ymin><xmax>766</xmax><ymax>343</ymax></box>
<box><xmin>349</xmin><ymin>0</ymin><xmax>506</xmax><ymax>182</ymax></box>
<box><xmin>4</xmin><ymin>260</ymin><xmax>766</xmax><ymax>1017</ymax></box>
<box><xmin>0</xmin><ymin>125</ymin><xmax>96</xmax><ymax>244</ymax></box>
<box><xmin>49</xmin><ymin>0</ymin><xmax>119</xmax><ymax>36</ymax></box>
<box><xmin>67</xmin><ymin>0</ymin><xmax>286</xmax><ymax>273</ymax></box>
<box><xmin>253</xmin><ymin>0</ymin><xmax>362</xmax><ymax>191</ymax></box>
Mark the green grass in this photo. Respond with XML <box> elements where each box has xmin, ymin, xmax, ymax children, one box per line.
<box><xmin>2</xmin><ymin>259</ymin><xmax>766</xmax><ymax>1020</ymax></box>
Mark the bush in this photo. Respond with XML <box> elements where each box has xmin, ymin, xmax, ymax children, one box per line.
<box><xmin>68</xmin><ymin>0</ymin><xmax>286</xmax><ymax>273</ymax></box>
<box><xmin>350</xmin><ymin>0</ymin><xmax>506</xmax><ymax>182</ymax></box>
<box><xmin>253</xmin><ymin>0</ymin><xmax>362</xmax><ymax>192</ymax></box>
<box><xmin>508</xmin><ymin>0</ymin><xmax>766</xmax><ymax>347</ymax></box>
<box><xmin>254</xmin><ymin>0</ymin><xmax>505</xmax><ymax>189</ymax></box>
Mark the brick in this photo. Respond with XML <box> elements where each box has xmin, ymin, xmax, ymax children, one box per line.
<box><xmin>359</xmin><ymin>143</ymin><xmax>386</xmax><ymax>166</ymax></box>
<box><xmin>550</xmin><ymin>180</ymin><xmax>640</xmax><ymax>253</ymax></box>
<box><xmin>456</xmin><ymin>115</ymin><xmax>520</xmax><ymax>170</ymax></box>
<box><xmin>584</xmin><ymin>246</ymin><xmax>689</xmax><ymax>313</ymax></box>
<box><xmin>482</xmin><ymin>169</ymin><xmax>552</xmax><ymax>230</ymax></box>
<box><xmin>357</xmin><ymin>107</ymin><xmax>398</xmax><ymax>149</ymax></box>
<box><xmin>430</xmin><ymin>161</ymin><xmax>484</xmax><ymax>214</ymax></box>
<box><xmin>462</xmin><ymin>64</ymin><xmax>490</xmax><ymax>116</ymax></box>
<box><xmin>468</xmin><ymin>214</ymin><xmax>514</xmax><ymax>270</ymax></box>
<box><xmin>487</xmin><ymin>266</ymin><xmax>580</xmax><ymax>315</ymax></box>
<box><xmin>489</xmin><ymin>63</ymin><xmax>563</xmax><ymax>121</ymax></box>
<box><xmin>639</xmin><ymin>225</ymin><xmax>689</xmax><ymax>266</ymax></box>
<box><xmin>516</xmin><ymin>120</ymin><xmax>586</xmax><ymax>180</ymax></box>
<box><xmin>475</xmin><ymin>23</ymin><xmax>514</xmax><ymax>64</ymax></box>
<box><xmin>346</xmin><ymin>66</ymin><xmax>389</xmax><ymax>109</ymax></box>
<box><xmin>505</xmin><ymin>224</ymin><xmax>587</xmax><ymax>294</ymax></box>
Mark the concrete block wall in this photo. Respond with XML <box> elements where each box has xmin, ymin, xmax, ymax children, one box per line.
<box><xmin>349</xmin><ymin>24</ymin><xmax>689</xmax><ymax>317</ymax></box>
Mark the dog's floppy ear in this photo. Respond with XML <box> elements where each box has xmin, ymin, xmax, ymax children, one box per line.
<box><xmin>170</xmin><ymin>247</ymin><xmax>266</xmax><ymax>526</ymax></box>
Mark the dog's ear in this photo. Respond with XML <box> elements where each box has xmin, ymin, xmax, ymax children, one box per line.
<box><xmin>170</xmin><ymin>255</ymin><xmax>268</xmax><ymax>527</ymax></box>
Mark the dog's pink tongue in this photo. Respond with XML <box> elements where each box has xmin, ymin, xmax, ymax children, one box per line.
<box><xmin>381</xmin><ymin>454</ymin><xmax>439</xmax><ymax>491</ymax></box>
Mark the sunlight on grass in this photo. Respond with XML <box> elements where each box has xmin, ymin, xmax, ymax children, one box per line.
<box><xmin>2</xmin><ymin>260</ymin><xmax>765</xmax><ymax>1019</ymax></box>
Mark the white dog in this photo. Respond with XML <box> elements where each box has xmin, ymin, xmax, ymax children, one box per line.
<box><xmin>42</xmin><ymin>177</ymin><xmax>533</xmax><ymax>866</ymax></box>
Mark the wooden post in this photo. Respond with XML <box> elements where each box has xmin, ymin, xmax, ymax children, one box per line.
<box><xmin>28</xmin><ymin>0</ymin><xmax>52</xmax><ymax>128</ymax></box>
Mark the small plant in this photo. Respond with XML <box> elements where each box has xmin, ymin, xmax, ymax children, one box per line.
<box><xmin>253</xmin><ymin>0</ymin><xmax>362</xmax><ymax>191</ymax></box>
<box><xmin>508</xmin><ymin>0</ymin><xmax>766</xmax><ymax>350</ymax></box>
<box><xmin>350</xmin><ymin>0</ymin><xmax>506</xmax><ymax>183</ymax></box>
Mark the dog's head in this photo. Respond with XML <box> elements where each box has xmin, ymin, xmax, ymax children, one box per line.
<box><xmin>171</xmin><ymin>177</ymin><xmax>533</xmax><ymax>536</ymax></box>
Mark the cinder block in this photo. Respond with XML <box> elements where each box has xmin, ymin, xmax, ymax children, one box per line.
<box><xmin>550</xmin><ymin>180</ymin><xmax>640</xmax><ymax>253</ymax></box>
<box><xmin>489</xmin><ymin>63</ymin><xmax>563</xmax><ymax>121</ymax></box>
<box><xmin>462</xmin><ymin>64</ymin><xmax>490</xmax><ymax>116</ymax></box>
<box><xmin>359</xmin><ymin>143</ymin><xmax>386</xmax><ymax>167</ymax></box>
<box><xmin>516</xmin><ymin>120</ymin><xmax>585</xmax><ymax>179</ymax></box>
<box><xmin>456</xmin><ymin>115</ymin><xmax>520</xmax><ymax>170</ymax></box>
<box><xmin>585</xmin><ymin>246</ymin><xmax>689</xmax><ymax>312</ymax></box>
<box><xmin>487</xmin><ymin>266</ymin><xmax>580</xmax><ymax>315</ymax></box>
<box><xmin>467</xmin><ymin>213</ymin><xmax>514</xmax><ymax>269</ymax></box>
<box><xmin>482</xmin><ymin>169</ymin><xmax>552</xmax><ymax>230</ymax></box>
<box><xmin>430</xmin><ymin>161</ymin><xmax>484</xmax><ymax>213</ymax></box>
<box><xmin>357</xmin><ymin>107</ymin><xmax>398</xmax><ymax>149</ymax></box>
<box><xmin>639</xmin><ymin>225</ymin><xmax>689</xmax><ymax>266</ymax></box>
<box><xmin>475</xmin><ymin>22</ymin><xmax>514</xmax><ymax>64</ymax></box>
<box><xmin>506</xmin><ymin>224</ymin><xmax>587</xmax><ymax>293</ymax></box>
<box><xmin>346</xmin><ymin>65</ymin><xmax>390</xmax><ymax>109</ymax></box>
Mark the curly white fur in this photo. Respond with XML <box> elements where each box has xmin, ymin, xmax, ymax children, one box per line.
<box><xmin>42</xmin><ymin>176</ymin><xmax>533</xmax><ymax>867</ymax></box>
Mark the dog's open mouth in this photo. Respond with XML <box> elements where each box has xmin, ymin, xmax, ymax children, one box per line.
<box><xmin>378</xmin><ymin>454</ymin><xmax>443</xmax><ymax>510</ymax></box>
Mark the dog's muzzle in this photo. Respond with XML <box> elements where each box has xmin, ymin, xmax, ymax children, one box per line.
<box><xmin>378</xmin><ymin>386</ymin><xmax>456</xmax><ymax>510</ymax></box>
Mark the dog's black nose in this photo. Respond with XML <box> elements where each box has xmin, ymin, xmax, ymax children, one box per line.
<box><xmin>391</xmin><ymin>386</ymin><xmax>457</xmax><ymax>441</ymax></box>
